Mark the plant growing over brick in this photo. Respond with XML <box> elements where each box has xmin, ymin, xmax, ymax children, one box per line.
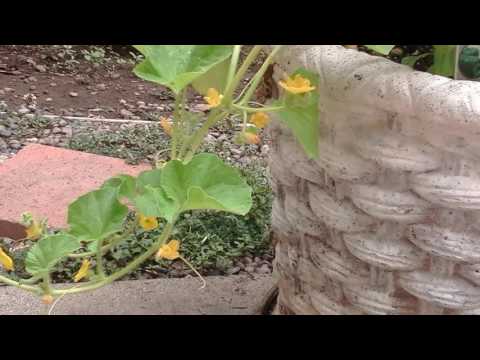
<box><xmin>0</xmin><ymin>45</ymin><xmax>319</xmax><ymax>307</ymax></box>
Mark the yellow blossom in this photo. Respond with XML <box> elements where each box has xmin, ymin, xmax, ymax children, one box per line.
<box><xmin>73</xmin><ymin>259</ymin><xmax>91</xmax><ymax>283</ymax></box>
<box><xmin>250</xmin><ymin>112</ymin><xmax>270</xmax><ymax>129</ymax></box>
<box><xmin>204</xmin><ymin>88</ymin><xmax>223</xmax><ymax>108</ymax></box>
<box><xmin>156</xmin><ymin>240</ymin><xmax>180</xmax><ymax>261</ymax></box>
<box><xmin>139</xmin><ymin>214</ymin><xmax>159</xmax><ymax>231</ymax></box>
<box><xmin>25</xmin><ymin>220</ymin><xmax>43</xmax><ymax>241</ymax></box>
<box><xmin>244</xmin><ymin>132</ymin><xmax>261</xmax><ymax>145</ymax></box>
<box><xmin>279</xmin><ymin>74</ymin><xmax>316</xmax><ymax>94</ymax></box>
<box><xmin>42</xmin><ymin>294</ymin><xmax>54</xmax><ymax>305</ymax></box>
<box><xmin>160</xmin><ymin>117</ymin><xmax>173</xmax><ymax>137</ymax></box>
<box><xmin>0</xmin><ymin>248</ymin><xmax>13</xmax><ymax>271</ymax></box>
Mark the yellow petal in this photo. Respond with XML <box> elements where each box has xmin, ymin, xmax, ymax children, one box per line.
<box><xmin>42</xmin><ymin>294</ymin><xmax>54</xmax><ymax>305</ymax></box>
<box><xmin>25</xmin><ymin>220</ymin><xmax>43</xmax><ymax>241</ymax></box>
<box><xmin>250</xmin><ymin>112</ymin><xmax>270</xmax><ymax>129</ymax></box>
<box><xmin>156</xmin><ymin>240</ymin><xmax>180</xmax><ymax>261</ymax></box>
<box><xmin>138</xmin><ymin>214</ymin><xmax>159</xmax><ymax>231</ymax></box>
<box><xmin>278</xmin><ymin>74</ymin><xmax>316</xmax><ymax>94</ymax></box>
<box><xmin>244</xmin><ymin>132</ymin><xmax>261</xmax><ymax>145</ymax></box>
<box><xmin>0</xmin><ymin>248</ymin><xmax>14</xmax><ymax>271</ymax></box>
<box><xmin>73</xmin><ymin>259</ymin><xmax>91</xmax><ymax>283</ymax></box>
<box><xmin>160</xmin><ymin>117</ymin><xmax>173</xmax><ymax>137</ymax></box>
<box><xmin>204</xmin><ymin>88</ymin><xmax>223</xmax><ymax>109</ymax></box>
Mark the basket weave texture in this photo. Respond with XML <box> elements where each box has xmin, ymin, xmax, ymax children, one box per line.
<box><xmin>269</xmin><ymin>46</ymin><xmax>480</xmax><ymax>315</ymax></box>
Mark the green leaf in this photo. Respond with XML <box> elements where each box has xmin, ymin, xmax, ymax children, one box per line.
<box><xmin>161</xmin><ymin>153</ymin><xmax>253</xmax><ymax>216</ymax></box>
<box><xmin>102</xmin><ymin>175</ymin><xmax>136</xmax><ymax>201</ymax></box>
<box><xmin>133</xmin><ymin>45</ymin><xmax>233</xmax><ymax>94</ymax></box>
<box><xmin>25</xmin><ymin>234</ymin><xmax>81</xmax><ymax>276</ymax></box>
<box><xmin>68</xmin><ymin>188</ymin><xmax>129</xmax><ymax>242</ymax></box>
<box><xmin>136</xmin><ymin>154</ymin><xmax>253</xmax><ymax>222</ymax></box>
<box><xmin>429</xmin><ymin>45</ymin><xmax>457</xmax><ymax>77</ymax></box>
<box><xmin>192</xmin><ymin>58</ymin><xmax>231</xmax><ymax>95</ymax></box>
<box><xmin>134</xmin><ymin>185</ymin><xmax>178</xmax><ymax>222</ymax></box>
<box><xmin>137</xmin><ymin>169</ymin><xmax>163</xmax><ymax>188</ymax></box>
<box><xmin>365</xmin><ymin>45</ymin><xmax>395</xmax><ymax>55</ymax></box>
<box><xmin>274</xmin><ymin>68</ymin><xmax>319</xmax><ymax>159</ymax></box>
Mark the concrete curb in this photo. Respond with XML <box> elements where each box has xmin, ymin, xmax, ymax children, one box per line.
<box><xmin>0</xmin><ymin>275</ymin><xmax>275</xmax><ymax>315</ymax></box>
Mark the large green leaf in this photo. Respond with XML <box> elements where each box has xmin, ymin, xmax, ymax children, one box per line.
<box><xmin>68</xmin><ymin>188</ymin><xmax>129</xmax><ymax>242</ymax></box>
<box><xmin>133</xmin><ymin>45</ymin><xmax>234</xmax><ymax>94</ymax></box>
<box><xmin>102</xmin><ymin>175</ymin><xmax>136</xmax><ymax>202</ymax></box>
<box><xmin>25</xmin><ymin>234</ymin><xmax>81</xmax><ymax>276</ymax></box>
<box><xmin>162</xmin><ymin>154</ymin><xmax>253</xmax><ymax>215</ymax></box>
<box><xmin>365</xmin><ymin>45</ymin><xmax>395</xmax><ymax>55</ymax></box>
<box><xmin>274</xmin><ymin>68</ymin><xmax>319</xmax><ymax>159</ymax></box>
<box><xmin>429</xmin><ymin>45</ymin><xmax>456</xmax><ymax>77</ymax></box>
<box><xmin>137</xmin><ymin>168</ymin><xmax>163</xmax><ymax>188</ymax></box>
<box><xmin>192</xmin><ymin>58</ymin><xmax>231</xmax><ymax>95</ymax></box>
<box><xmin>134</xmin><ymin>185</ymin><xmax>178</xmax><ymax>222</ymax></box>
<box><xmin>134</xmin><ymin>154</ymin><xmax>253</xmax><ymax>222</ymax></box>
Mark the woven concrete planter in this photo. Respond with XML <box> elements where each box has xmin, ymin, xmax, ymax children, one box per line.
<box><xmin>268</xmin><ymin>45</ymin><xmax>480</xmax><ymax>315</ymax></box>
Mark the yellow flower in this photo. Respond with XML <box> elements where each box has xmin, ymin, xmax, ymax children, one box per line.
<box><xmin>250</xmin><ymin>112</ymin><xmax>270</xmax><ymax>129</ymax></box>
<box><xmin>204</xmin><ymin>88</ymin><xmax>223</xmax><ymax>108</ymax></box>
<box><xmin>156</xmin><ymin>240</ymin><xmax>180</xmax><ymax>261</ymax></box>
<box><xmin>160</xmin><ymin>117</ymin><xmax>173</xmax><ymax>137</ymax></box>
<box><xmin>73</xmin><ymin>259</ymin><xmax>91</xmax><ymax>283</ymax></box>
<box><xmin>139</xmin><ymin>214</ymin><xmax>159</xmax><ymax>231</ymax></box>
<box><xmin>42</xmin><ymin>294</ymin><xmax>54</xmax><ymax>305</ymax></box>
<box><xmin>0</xmin><ymin>248</ymin><xmax>13</xmax><ymax>271</ymax></box>
<box><xmin>25</xmin><ymin>220</ymin><xmax>43</xmax><ymax>241</ymax></box>
<box><xmin>279</xmin><ymin>74</ymin><xmax>316</xmax><ymax>94</ymax></box>
<box><xmin>244</xmin><ymin>132</ymin><xmax>261</xmax><ymax>145</ymax></box>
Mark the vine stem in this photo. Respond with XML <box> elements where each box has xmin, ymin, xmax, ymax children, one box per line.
<box><xmin>96</xmin><ymin>238</ymin><xmax>106</xmax><ymax>279</ymax></box>
<box><xmin>171</xmin><ymin>90</ymin><xmax>185</xmax><ymax>160</ymax></box>
<box><xmin>232</xmin><ymin>104</ymin><xmax>285</xmax><ymax>113</ymax></box>
<box><xmin>51</xmin><ymin>222</ymin><xmax>175</xmax><ymax>296</ymax></box>
<box><xmin>42</xmin><ymin>273</ymin><xmax>52</xmax><ymax>296</ymax></box>
<box><xmin>182</xmin><ymin>110</ymin><xmax>229</xmax><ymax>163</ymax></box>
<box><xmin>0</xmin><ymin>274</ymin><xmax>39</xmax><ymax>293</ymax></box>
<box><xmin>223</xmin><ymin>46</ymin><xmax>263</xmax><ymax>107</ymax></box>
<box><xmin>179</xmin><ymin>255</ymin><xmax>206</xmax><ymax>290</ymax></box>
<box><xmin>238</xmin><ymin>45</ymin><xmax>283</xmax><ymax>106</ymax></box>
<box><xmin>224</xmin><ymin>45</ymin><xmax>242</xmax><ymax>99</ymax></box>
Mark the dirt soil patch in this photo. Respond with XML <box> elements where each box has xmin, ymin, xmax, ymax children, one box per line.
<box><xmin>0</xmin><ymin>45</ymin><xmax>178</xmax><ymax>119</ymax></box>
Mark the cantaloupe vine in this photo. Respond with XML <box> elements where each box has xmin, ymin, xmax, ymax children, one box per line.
<box><xmin>0</xmin><ymin>45</ymin><xmax>320</xmax><ymax>310</ymax></box>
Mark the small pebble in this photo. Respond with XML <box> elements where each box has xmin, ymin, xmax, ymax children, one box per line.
<box><xmin>227</xmin><ymin>267</ymin><xmax>242</xmax><ymax>275</ymax></box>
<box><xmin>34</xmin><ymin>64</ymin><xmax>47</xmax><ymax>73</ymax></box>
<box><xmin>245</xmin><ymin>266</ymin><xmax>255</xmax><ymax>273</ymax></box>
<box><xmin>255</xmin><ymin>264</ymin><xmax>272</xmax><ymax>275</ymax></box>
<box><xmin>120</xmin><ymin>109</ymin><xmax>133</xmax><ymax>118</ymax></box>
<box><xmin>18</xmin><ymin>107</ymin><xmax>30</xmax><ymax>114</ymax></box>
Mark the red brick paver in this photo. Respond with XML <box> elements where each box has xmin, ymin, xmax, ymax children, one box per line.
<box><xmin>0</xmin><ymin>144</ymin><xmax>150</xmax><ymax>229</ymax></box>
